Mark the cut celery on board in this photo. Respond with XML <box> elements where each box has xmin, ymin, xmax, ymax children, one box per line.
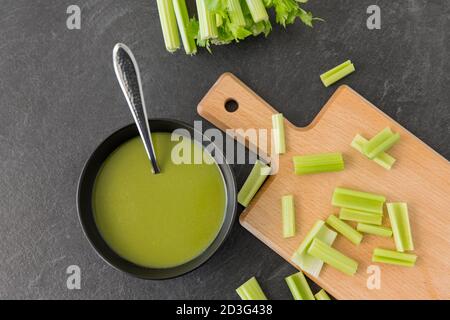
<box><xmin>339</xmin><ymin>208</ymin><xmax>383</xmax><ymax>226</ymax></box>
<box><xmin>272</xmin><ymin>113</ymin><xmax>286</xmax><ymax>154</ymax></box>
<box><xmin>332</xmin><ymin>187</ymin><xmax>386</xmax><ymax>214</ymax></box>
<box><xmin>236</xmin><ymin>277</ymin><xmax>268</xmax><ymax>300</ymax></box>
<box><xmin>293</xmin><ymin>153</ymin><xmax>344</xmax><ymax>175</ymax></box>
<box><xmin>315</xmin><ymin>289</ymin><xmax>331</xmax><ymax>300</ymax></box>
<box><xmin>320</xmin><ymin>60</ymin><xmax>355</xmax><ymax>87</ymax></box>
<box><xmin>291</xmin><ymin>220</ymin><xmax>337</xmax><ymax>278</ymax></box>
<box><xmin>326</xmin><ymin>215</ymin><xmax>363</xmax><ymax>245</ymax></box>
<box><xmin>282</xmin><ymin>195</ymin><xmax>296</xmax><ymax>238</ymax></box>
<box><xmin>363</xmin><ymin>127</ymin><xmax>400</xmax><ymax>159</ymax></box>
<box><xmin>237</xmin><ymin>160</ymin><xmax>271</xmax><ymax>207</ymax></box>
<box><xmin>357</xmin><ymin>223</ymin><xmax>392</xmax><ymax>237</ymax></box>
<box><xmin>387</xmin><ymin>203</ymin><xmax>414</xmax><ymax>252</ymax></box>
<box><xmin>351</xmin><ymin>134</ymin><xmax>396</xmax><ymax>169</ymax></box>
<box><xmin>372</xmin><ymin>248</ymin><xmax>417</xmax><ymax>267</ymax></box>
<box><xmin>285</xmin><ymin>271</ymin><xmax>315</xmax><ymax>300</ymax></box>
<box><xmin>307</xmin><ymin>238</ymin><xmax>358</xmax><ymax>276</ymax></box>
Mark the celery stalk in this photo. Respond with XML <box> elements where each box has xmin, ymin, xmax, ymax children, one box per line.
<box><xmin>228</xmin><ymin>0</ymin><xmax>246</xmax><ymax>26</ymax></box>
<box><xmin>351</xmin><ymin>134</ymin><xmax>396</xmax><ymax>169</ymax></box>
<box><xmin>237</xmin><ymin>160</ymin><xmax>271</xmax><ymax>207</ymax></box>
<box><xmin>387</xmin><ymin>203</ymin><xmax>414</xmax><ymax>252</ymax></box>
<box><xmin>272</xmin><ymin>113</ymin><xmax>286</xmax><ymax>154</ymax></box>
<box><xmin>372</xmin><ymin>248</ymin><xmax>417</xmax><ymax>267</ymax></box>
<box><xmin>332</xmin><ymin>187</ymin><xmax>385</xmax><ymax>214</ymax></box>
<box><xmin>156</xmin><ymin>0</ymin><xmax>181</xmax><ymax>52</ymax></box>
<box><xmin>363</xmin><ymin>127</ymin><xmax>400</xmax><ymax>159</ymax></box>
<box><xmin>291</xmin><ymin>220</ymin><xmax>337</xmax><ymax>277</ymax></box>
<box><xmin>326</xmin><ymin>215</ymin><xmax>363</xmax><ymax>245</ymax></box>
<box><xmin>245</xmin><ymin>0</ymin><xmax>269</xmax><ymax>23</ymax></box>
<box><xmin>173</xmin><ymin>0</ymin><xmax>197</xmax><ymax>55</ymax></box>
<box><xmin>320</xmin><ymin>60</ymin><xmax>355</xmax><ymax>87</ymax></box>
<box><xmin>307</xmin><ymin>238</ymin><xmax>358</xmax><ymax>276</ymax></box>
<box><xmin>285</xmin><ymin>271</ymin><xmax>315</xmax><ymax>300</ymax></box>
<box><xmin>293</xmin><ymin>153</ymin><xmax>344</xmax><ymax>175</ymax></box>
<box><xmin>196</xmin><ymin>0</ymin><xmax>218</xmax><ymax>40</ymax></box>
<box><xmin>339</xmin><ymin>208</ymin><xmax>383</xmax><ymax>226</ymax></box>
<box><xmin>357</xmin><ymin>223</ymin><xmax>392</xmax><ymax>237</ymax></box>
<box><xmin>315</xmin><ymin>289</ymin><xmax>331</xmax><ymax>300</ymax></box>
<box><xmin>282</xmin><ymin>195</ymin><xmax>296</xmax><ymax>238</ymax></box>
<box><xmin>236</xmin><ymin>276</ymin><xmax>268</xmax><ymax>300</ymax></box>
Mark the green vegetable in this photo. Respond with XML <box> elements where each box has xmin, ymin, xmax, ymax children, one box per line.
<box><xmin>363</xmin><ymin>127</ymin><xmax>400</xmax><ymax>159</ymax></box>
<box><xmin>293</xmin><ymin>153</ymin><xmax>344</xmax><ymax>175</ymax></box>
<box><xmin>156</xmin><ymin>0</ymin><xmax>181</xmax><ymax>52</ymax></box>
<box><xmin>291</xmin><ymin>220</ymin><xmax>337</xmax><ymax>277</ymax></box>
<box><xmin>228</xmin><ymin>0</ymin><xmax>246</xmax><ymax>26</ymax></box>
<box><xmin>282</xmin><ymin>195</ymin><xmax>296</xmax><ymax>238</ymax></box>
<box><xmin>173</xmin><ymin>0</ymin><xmax>198</xmax><ymax>55</ymax></box>
<box><xmin>372</xmin><ymin>248</ymin><xmax>417</xmax><ymax>267</ymax></box>
<box><xmin>245</xmin><ymin>0</ymin><xmax>269</xmax><ymax>23</ymax></box>
<box><xmin>326</xmin><ymin>215</ymin><xmax>363</xmax><ymax>245</ymax></box>
<box><xmin>332</xmin><ymin>187</ymin><xmax>386</xmax><ymax>214</ymax></box>
<box><xmin>307</xmin><ymin>238</ymin><xmax>358</xmax><ymax>276</ymax></box>
<box><xmin>339</xmin><ymin>208</ymin><xmax>383</xmax><ymax>226</ymax></box>
<box><xmin>197</xmin><ymin>0</ymin><xmax>219</xmax><ymax>40</ymax></box>
<box><xmin>320</xmin><ymin>60</ymin><xmax>355</xmax><ymax>87</ymax></box>
<box><xmin>285</xmin><ymin>271</ymin><xmax>315</xmax><ymax>300</ymax></box>
<box><xmin>387</xmin><ymin>203</ymin><xmax>414</xmax><ymax>252</ymax></box>
<box><xmin>272</xmin><ymin>113</ymin><xmax>286</xmax><ymax>154</ymax></box>
<box><xmin>357</xmin><ymin>223</ymin><xmax>392</xmax><ymax>237</ymax></box>
<box><xmin>351</xmin><ymin>134</ymin><xmax>396</xmax><ymax>170</ymax></box>
<box><xmin>236</xmin><ymin>276</ymin><xmax>268</xmax><ymax>300</ymax></box>
<box><xmin>315</xmin><ymin>289</ymin><xmax>331</xmax><ymax>300</ymax></box>
<box><xmin>237</xmin><ymin>160</ymin><xmax>271</xmax><ymax>207</ymax></box>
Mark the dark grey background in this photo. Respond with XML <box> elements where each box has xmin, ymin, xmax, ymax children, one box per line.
<box><xmin>0</xmin><ymin>0</ymin><xmax>449</xmax><ymax>299</ymax></box>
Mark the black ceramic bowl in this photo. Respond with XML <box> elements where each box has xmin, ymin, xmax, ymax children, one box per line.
<box><xmin>77</xmin><ymin>119</ymin><xmax>237</xmax><ymax>279</ymax></box>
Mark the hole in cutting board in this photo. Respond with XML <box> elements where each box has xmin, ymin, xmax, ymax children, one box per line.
<box><xmin>225</xmin><ymin>99</ymin><xmax>239</xmax><ymax>113</ymax></box>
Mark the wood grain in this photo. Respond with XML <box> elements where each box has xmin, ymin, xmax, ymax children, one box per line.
<box><xmin>198</xmin><ymin>73</ymin><xmax>450</xmax><ymax>300</ymax></box>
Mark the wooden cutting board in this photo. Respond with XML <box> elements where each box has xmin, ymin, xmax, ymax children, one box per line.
<box><xmin>198</xmin><ymin>73</ymin><xmax>450</xmax><ymax>300</ymax></box>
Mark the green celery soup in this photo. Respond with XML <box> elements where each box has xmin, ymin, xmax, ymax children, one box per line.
<box><xmin>93</xmin><ymin>132</ymin><xmax>226</xmax><ymax>268</ymax></box>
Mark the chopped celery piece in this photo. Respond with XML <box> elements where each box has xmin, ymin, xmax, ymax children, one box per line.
<box><xmin>282</xmin><ymin>195</ymin><xmax>296</xmax><ymax>238</ymax></box>
<box><xmin>196</xmin><ymin>0</ymin><xmax>218</xmax><ymax>40</ymax></box>
<box><xmin>372</xmin><ymin>248</ymin><xmax>417</xmax><ymax>267</ymax></box>
<box><xmin>332</xmin><ymin>187</ymin><xmax>385</xmax><ymax>214</ymax></box>
<box><xmin>228</xmin><ymin>0</ymin><xmax>246</xmax><ymax>27</ymax></box>
<box><xmin>293</xmin><ymin>153</ymin><xmax>344</xmax><ymax>175</ymax></box>
<box><xmin>351</xmin><ymin>134</ymin><xmax>396</xmax><ymax>170</ymax></box>
<box><xmin>285</xmin><ymin>271</ymin><xmax>315</xmax><ymax>300</ymax></box>
<box><xmin>173</xmin><ymin>0</ymin><xmax>197</xmax><ymax>55</ymax></box>
<box><xmin>236</xmin><ymin>276</ymin><xmax>268</xmax><ymax>300</ymax></box>
<box><xmin>307</xmin><ymin>238</ymin><xmax>358</xmax><ymax>276</ymax></box>
<box><xmin>339</xmin><ymin>208</ymin><xmax>382</xmax><ymax>226</ymax></box>
<box><xmin>315</xmin><ymin>289</ymin><xmax>331</xmax><ymax>300</ymax></box>
<box><xmin>156</xmin><ymin>0</ymin><xmax>181</xmax><ymax>52</ymax></box>
<box><xmin>237</xmin><ymin>160</ymin><xmax>271</xmax><ymax>207</ymax></box>
<box><xmin>320</xmin><ymin>60</ymin><xmax>355</xmax><ymax>87</ymax></box>
<box><xmin>387</xmin><ymin>203</ymin><xmax>414</xmax><ymax>252</ymax></box>
<box><xmin>245</xmin><ymin>0</ymin><xmax>269</xmax><ymax>23</ymax></box>
<box><xmin>357</xmin><ymin>223</ymin><xmax>392</xmax><ymax>237</ymax></box>
<box><xmin>326</xmin><ymin>215</ymin><xmax>363</xmax><ymax>245</ymax></box>
<box><xmin>363</xmin><ymin>127</ymin><xmax>400</xmax><ymax>159</ymax></box>
<box><xmin>291</xmin><ymin>220</ymin><xmax>337</xmax><ymax>278</ymax></box>
<box><xmin>272</xmin><ymin>113</ymin><xmax>286</xmax><ymax>154</ymax></box>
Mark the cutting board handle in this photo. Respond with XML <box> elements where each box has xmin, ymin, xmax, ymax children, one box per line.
<box><xmin>198</xmin><ymin>73</ymin><xmax>293</xmax><ymax>157</ymax></box>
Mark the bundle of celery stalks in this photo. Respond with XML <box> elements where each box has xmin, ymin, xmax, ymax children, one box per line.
<box><xmin>156</xmin><ymin>0</ymin><xmax>319</xmax><ymax>54</ymax></box>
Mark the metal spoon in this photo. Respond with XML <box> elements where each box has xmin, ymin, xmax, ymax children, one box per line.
<box><xmin>113</xmin><ymin>43</ymin><xmax>160</xmax><ymax>174</ymax></box>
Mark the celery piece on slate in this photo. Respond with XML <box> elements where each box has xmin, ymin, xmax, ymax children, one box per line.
<box><xmin>236</xmin><ymin>276</ymin><xmax>268</xmax><ymax>300</ymax></box>
<box><xmin>285</xmin><ymin>271</ymin><xmax>315</xmax><ymax>300</ymax></box>
<box><xmin>320</xmin><ymin>60</ymin><xmax>355</xmax><ymax>87</ymax></box>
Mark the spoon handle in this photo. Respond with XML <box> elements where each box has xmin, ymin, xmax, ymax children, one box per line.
<box><xmin>113</xmin><ymin>43</ymin><xmax>160</xmax><ymax>174</ymax></box>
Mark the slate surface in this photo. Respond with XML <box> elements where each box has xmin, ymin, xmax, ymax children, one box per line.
<box><xmin>0</xmin><ymin>0</ymin><xmax>448</xmax><ymax>299</ymax></box>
